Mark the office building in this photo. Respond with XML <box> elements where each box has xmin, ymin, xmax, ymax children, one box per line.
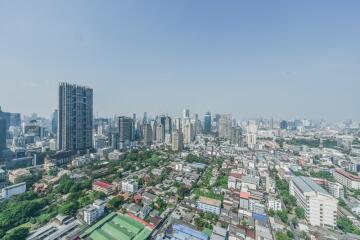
<box><xmin>172</xmin><ymin>130</ymin><xmax>183</xmax><ymax>152</ymax></box>
<box><xmin>290</xmin><ymin>176</ymin><xmax>337</xmax><ymax>228</ymax></box>
<box><xmin>183</xmin><ymin>109</ymin><xmax>190</xmax><ymax>119</ymax></box>
<box><xmin>2</xmin><ymin>182</ymin><xmax>26</xmax><ymax>199</ymax></box>
<box><xmin>58</xmin><ymin>83</ymin><xmax>93</xmax><ymax>152</ymax></box>
<box><xmin>143</xmin><ymin>123</ymin><xmax>152</xmax><ymax>146</ymax></box>
<box><xmin>203</xmin><ymin>112</ymin><xmax>211</xmax><ymax>133</ymax></box>
<box><xmin>334</xmin><ymin>168</ymin><xmax>360</xmax><ymax>190</ymax></box>
<box><xmin>0</xmin><ymin>106</ymin><xmax>21</xmax><ymax>129</ymax></box>
<box><xmin>156</xmin><ymin>124</ymin><xmax>164</xmax><ymax>143</ymax></box>
<box><xmin>230</xmin><ymin>126</ymin><xmax>243</xmax><ymax>146</ymax></box>
<box><xmin>246</xmin><ymin>122</ymin><xmax>257</xmax><ymax>149</ymax></box>
<box><xmin>219</xmin><ymin>114</ymin><xmax>232</xmax><ymax>139</ymax></box>
<box><xmin>118</xmin><ymin>116</ymin><xmax>134</xmax><ymax>148</ymax></box>
<box><xmin>196</xmin><ymin>196</ymin><xmax>221</xmax><ymax>215</ymax></box>
<box><xmin>173</xmin><ymin>117</ymin><xmax>182</xmax><ymax>131</ymax></box>
<box><xmin>183</xmin><ymin>122</ymin><xmax>194</xmax><ymax>145</ymax></box>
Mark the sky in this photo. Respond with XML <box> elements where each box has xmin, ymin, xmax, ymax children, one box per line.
<box><xmin>0</xmin><ymin>0</ymin><xmax>359</xmax><ymax>122</ymax></box>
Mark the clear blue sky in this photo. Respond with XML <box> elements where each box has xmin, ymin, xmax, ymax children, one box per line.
<box><xmin>0</xmin><ymin>0</ymin><xmax>359</xmax><ymax>121</ymax></box>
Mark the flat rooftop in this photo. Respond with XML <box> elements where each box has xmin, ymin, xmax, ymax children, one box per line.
<box><xmin>198</xmin><ymin>196</ymin><xmax>221</xmax><ymax>207</ymax></box>
<box><xmin>292</xmin><ymin>176</ymin><xmax>329</xmax><ymax>195</ymax></box>
<box><xmin>81</xmin><ymin>212</ymin><xmax>154</xmax><ymax>240</ymax></box>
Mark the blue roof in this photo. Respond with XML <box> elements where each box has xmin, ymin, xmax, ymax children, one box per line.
<box><xmin>252</xmin><ymin>213</ymin><xmax>268</xmax><ymax>223</ymax></box>
<box><xmin>172</xmin><ymin>224</ymin><xmax>209</xmax><ymax>240</ymax></box>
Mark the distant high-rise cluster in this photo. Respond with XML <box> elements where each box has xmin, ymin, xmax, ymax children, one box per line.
<box><xmin>58</xmin><ymin>82</ymin><xmax>93</xmax><ymax>152</ymax></box>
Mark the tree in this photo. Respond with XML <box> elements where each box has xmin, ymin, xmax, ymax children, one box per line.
<box><xmin>2</xmin><ymin>226</ymin><xmax>29</xmax><ymax>240</ymax></box>
<box><xmin>275</xmin><ymin>232</ymin><xmax>289</xmax><ymax>240</ymax></box>
<box><xmin>58</xmin><ymin>202</ymin><xmax>78</xmax><ymax>215</ymax></box>
<box><xmin>108</xmin><ymin>196</ymin><xmax>124</xmax><ymax>210</ymax></box>
<box><xmin>295</xmin><ymin>207</ymin><xmax>305</xmax><ymax>219</ymax></box>
<box><xmin>276</xmin><ymin>210</ymin><xmax>288</xmax><ymax>224</ymax></box>
<box><xmin>337</xmin><ymin>217</ymin><xmax>354</xmax><ymax>233</ymax></box>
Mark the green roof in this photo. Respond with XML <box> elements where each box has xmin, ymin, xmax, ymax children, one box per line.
<box><xmin>81</xmin><ymin>212</ymin><xmax>153</xmax><ymax>240</ymax></box>
<box><xmin>133</xmin><ymin>227</ymin><xmax>152</xmax><ymax>240</ymax></box>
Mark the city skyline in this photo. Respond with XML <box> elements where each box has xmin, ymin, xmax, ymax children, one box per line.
<box><xmin>1</xmin><ymin>1</ymin><xmax>360</xmax><ymax>121</ymax></box>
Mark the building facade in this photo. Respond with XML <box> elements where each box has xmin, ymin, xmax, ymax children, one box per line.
<box><xmin>58</xmin><ymin>83</ymin><xmax>93</xmax><ymax>152</ymax></box>
<box><xmin>290</xmin><ymin>176</ymin><xmax>337</xmax><ymax>228</ymax></box>
<box><xmin>172</xmin><ymin>130</ymin><xmax>183</xmax><ymax>152</ymax></box>
<box><xmin>334</xmin><ymin>168</ymin><xmax>360</xmax><ymax>190</ymax></box>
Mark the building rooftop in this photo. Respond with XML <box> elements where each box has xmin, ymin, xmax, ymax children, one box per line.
<box><xmin>292</xmin><ymin>176</ymin><xmax>329</xmax><ymax>195</ymax></box>
<box><xmin>81</xmin><ymin>212</ymin><xmax>154</xmax><ymax>240</ymax></box>
<box><xmin>94</xmin><ymin>181</ymin><xmax>112</xmax><ymax>189</ymax></box>
<box><xmin>335</xmin><ymin>168</ymin><xmax>360</xmax><ymax>181</ymax></box>
<box><xmin>198</xmin><ymin>196</ymin><xmax>221</xmax><ymax>207</ymax></box>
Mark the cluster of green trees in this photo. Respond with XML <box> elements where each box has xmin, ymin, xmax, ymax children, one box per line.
<box><xmin>55</xmin><ymin>175</ymin><xmax>106</xmax><ymax>216</ymax></box>
<box><xmin>275</xmin><ymin>177</ymin><xmax>297</xmax><ymax>211</ymax></box>
<box><xmin>309</xmin><ymin>170</ymin><xmax>335</xmax><ymax>182</ymax></box>
<box><xmin>185</xmin><ymin>153</ymin><xmax>205</xmax><ymax>163</ymax></box>
<box><xmin>213</xmin><ymin>171</ymin><xmax>228</xmax><ymax>188</ymax></box>
<box><xmin>108</xmin><ymin>196</ymin><xmax>124</xmax><ymax>210</ymax></box>
<box><xmin>337</xmin><ymin>217</ymin><xmax>360</xmax><ymax>235</ymax></box>
<box><xmin>0</xmin><ymin>191</ymin><xmax>48</xmax><ymax>238</ymax></box>
<box><xmin>275</xmin><ymin>230</ymin><xmax>294</xmax><ymax>240</ymax></box>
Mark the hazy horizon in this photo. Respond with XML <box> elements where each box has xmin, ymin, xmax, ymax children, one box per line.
<box><xmin>1</xmin><ymin>1</ymin><xmax>359</xmax><ymax>121</ymax></box>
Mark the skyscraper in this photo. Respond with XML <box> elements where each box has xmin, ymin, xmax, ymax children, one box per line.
<box><xmin>203</xmin><ymin>112</ymin><xmax>212</xmax><ymax>133</ymax></box>
<box><xmin>230</xmin><ymin>126</ymin><xmax>243</xmax><ymax>146</ymax></box>
<box><xmin>118</xmin><ymin>116</ymin><xmax>134</xmax><ymax>148</ymax></box>
<box><xmin>172</xmin><ymin>130</ymin><xmax>183</xmax><ymax>152</ymax></box>
<box><xmin>183</xmin><ymin>109</ymin><xmax>190</xmax><ymax>119</ymax></box>
<box><xmin>58</xmin><ymin>82</ymin><xmax>93</xmax><ymax>152</ymax></box>
<box><xmin>183</xmin><ymin>122</ymin><xmax>194</xmax><ymax>145</ymax></box>
<box><xmin>173</xmin><ymin>117</ymin><xmax>182</xmax><ymax>131</ymax></box>
<box><xmin>0</xmin><ymin>106</ymin><xmax>21</xmax><ymax>129</ymax></box>
<box><xmin>156</xmin><ymin>124</ymin><xmax>165</xmax><ymax>143</ymax></box>
<box><xmin>246</xmin><ymin>122</ymin><xmax>257</xmax><ymax>149</ymax></box>
<box><xmin>143</xmin><ymin>123</ymin><xmax>152</xmax><ymax>146</ymax></box>
<box><xmin>51</xmin><ymin>109</ymin><xmax>58</xmax><ymax>135</ymax></box>
<box><xmin>219</xmin><ymin>114</ymin><xmax>232</xmax><ymax>139</ymax></box>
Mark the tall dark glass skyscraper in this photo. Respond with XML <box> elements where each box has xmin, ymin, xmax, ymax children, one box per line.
<box><xmin>203</xmin><ymin>112</ymin><xmax>212</xmax><ymax>133</ymax></box>
<box><xmin>118</xmin><ymin>116</ymin><xmax>134</xmax><ymax>148</ymax></box>
<box><xmin>58</xmin><ymin>83</ymin><xmax>93</xmax><ymax>152</ymax></box>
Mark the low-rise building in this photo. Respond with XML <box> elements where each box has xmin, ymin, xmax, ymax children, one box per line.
<box><xmin>2</xmin><ymin>182</ymin><xmax>26</xmax><ymax>198</ymax></box>
<box><xmin>326</xmin><ymin>181</ymin><xmax>344</xmax><ymax>199</ymax></box>
<box><xmin>267</xmin><ymin>196</ymin><xmax>282</xmax><ymax>211</ymax></box>
<box><xmin>121</xmin><ymin>180</ymin><xmax>138</xmax><ymax>193</ymax></box>
<box><xmin>8</xmin><ymin>168</ymin><xmax>31</xmax><ymax>183</ymax></box>
<box><xmin>197</xmin><ymin>196</ymin><xmax>221</xmax><ymax>215</ymax></box>
<box><xmin>92</xmin><ymin>181</ymin><xmax>115</xmax><ymax>195</ymax></box>
<box><xmin>334</xmin><ymin>168</ymin><xmax>360</xmax><ymax>190</ymax></box>
<box><xmin>83</xmin><ymin>199</ymin><xmax>106</xmax><ymax>225</ymax></box>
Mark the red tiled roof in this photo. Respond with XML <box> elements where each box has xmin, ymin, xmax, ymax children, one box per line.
<box><xmin>94</xmin><ymin>181</ymin><xmax>112</xmax><ymax>189</ymax></box>
<box><xmin>246</xmin><ymin>229</ymin><xmax>255</xmax><ymax>239</ymax></box>
<box><xmin>240</xmin><ymin>192</ymin><xmax>250</xmax><ymax>199</ymax></box>
<box><xmin>336</xmin><ymin>169</ymin><xmax>360</xmax><ymax>181</ymax></box>
<box><xmin>127</xmin><ymin>213</ymin><xmax>156</xmax><ymax>229</ymax></box>
<box><xmin>231</xmin><ymin>173</ymin><xmax>242</xmax><ymax>178</ymax></box>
